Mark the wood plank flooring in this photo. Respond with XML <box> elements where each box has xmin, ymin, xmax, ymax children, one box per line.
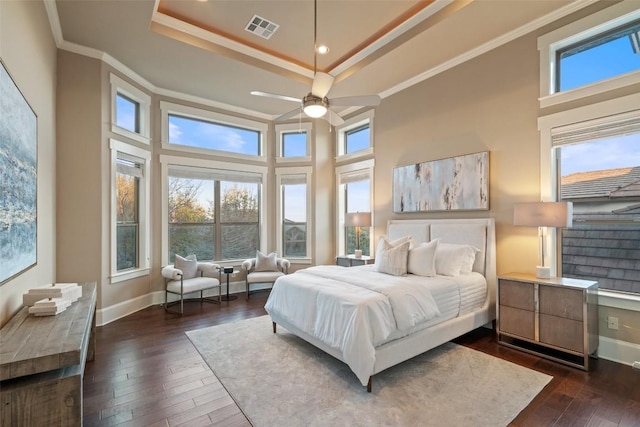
<box><xmin>83</xmin><ymin>292</ymin><xmax>640</xmax><ymax>426</ymax></box>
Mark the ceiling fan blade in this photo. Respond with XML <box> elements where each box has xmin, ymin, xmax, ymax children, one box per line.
<box><xmin>311</xmin><ymin>72</ymin><xmax>334</xmax><ymax>98</ymax></box>
<box><xmin>275</xmin><ymin>107</ymin><xmax>303</xmax><ymax>122</ymax></box>
<box><xmin>330</xmin><ymin>95</ymin><xmax>381</xmax><ymax>107</ymax></box>
<box><xmin>250</xmin><ymin>91</ymin><xmax>301</xmax><ymax>103</ymax></box>
<box><xmin>321</xmin><ymin>108</ymin><xmax>345</xmax><ymax>126</ymax></box>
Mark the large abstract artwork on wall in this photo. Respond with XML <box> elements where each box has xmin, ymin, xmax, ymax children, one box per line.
<box><xmin>393</xmin><ymin>151</ymin><xmax>489</xmax><ymax>213</ymax></box>
<box><xmin>0</xmin><ymin>61</ymin><xmax>37</xmax><ymax>284</ymax></box>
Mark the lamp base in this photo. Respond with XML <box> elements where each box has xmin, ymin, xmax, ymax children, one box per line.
<box><xmin>354</xmin><ymin>249</ymin><xmax>363</xmax><ymax>259</ymax></box>
<box><xmin>536</xmin><ymin>266</ymin><xmax>551</xmax><ymax>279</ymax></box>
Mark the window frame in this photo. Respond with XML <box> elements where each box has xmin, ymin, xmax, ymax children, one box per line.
<box><xmin>335</xmin><ymin>110</ymin><xmax>374</xmax><ymax>163</ymax></box>
<box><xmin>335</xmin><ymin>159</ymin><xmax>374</xmax><ymax>256</ymax></box>
<box><xmin>538</xmin><ymin>1</ymin><xmax>640</xmax><ymax>108</ymax></box>
<box><xmin>109</xmin><ymin>139</ymin><xmax>151</xmax><ymax>283</ymax></box>
<box><xmin>275</xmin><ymin>166</ymin><xmax>313</xmax><ymax>263</ymax></box>
<box><xmin>539</xmin><ymin>93</ymin><xmax>640</xmax><ymax>306</ymax></box>
<box><xmin>275</xmin><ymin>122</ymin><xmax>312</xmax><ymax>163</ymax></box>
<box><xmin>110</xmin><ymin>74</ymin><xmax>151</xmax><ymax>145</ymax></box>
<box><xmin>160</xmin><ymin>101</ymin><xmax>268</xmax><ymax>162</ymax></box>
<box><xmin>159</xmin><ymin>154</ymin><xmax>268</xmax><ymax>267</ymax></box>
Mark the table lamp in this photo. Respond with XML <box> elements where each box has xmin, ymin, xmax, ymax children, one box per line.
<box><xmin>513</xmin><ymin>201</ymin><xmax>573</xmax><ymax>279</ymax></box>
<box><xmin>345</xmin><ymin>212</ymin><xmax>372</xmax><ymax>258</ymax></box>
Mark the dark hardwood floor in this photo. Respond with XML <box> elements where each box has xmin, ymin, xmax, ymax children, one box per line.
<box><xmin>84</xmin><ymin>292</ymin><xmax>640</xmax><ymax>426</ymax></box>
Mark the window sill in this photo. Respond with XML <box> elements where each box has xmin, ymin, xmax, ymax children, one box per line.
<box><xmin>111</xmin><ymin>268</ymin><xmax>150</xmax><ymax>284</ymax></box>
<box><xmin>111</xmin><ymin>124</ymin><xmax>150</xmax><ymax>145</ymax></box>
<box><xmin>287</xmin><ymin>257</ymin><xmax>312</xmax><ymax>265</ymax></box>
<box><xmin>276</xmin><ymin>156</ymin><xmax>312</xmax><ymax>164</ymax></box>
<box><xmin>598</xmin><ymin>290</ymin><xmax>640</xmax><ymax>312</ymax></box>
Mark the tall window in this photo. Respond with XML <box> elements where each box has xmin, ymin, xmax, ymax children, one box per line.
<box><xmin>553</xmin><ymin>114</ymin><xmax>640</xmax><ymax>295</ymax></box>
<box><xmin>110</xmin><ymin>140</ymin><xmax>150</xmax><ymax>282</ymax></box>
<box><xmin>116</xmin><ymin>157</ymin><xmax>140</xmax><ymax>271</ymax></box>
<box><xmin>336</xmin><ymin>160</ymin><xmax>374</xmax><ymax>256</ymax></box>
<box><xmin>167</xmin><ymin>165</ymin><xmax>262</xmax><ymax>263</ymax></box>
<box><xmin>276</xmin><ymin>168</ymin><xmax>311</xmax><ymax>259</ymax></box>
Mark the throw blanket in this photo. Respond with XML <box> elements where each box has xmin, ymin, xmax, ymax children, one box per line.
<box><xmin>264</xmin><ymin>265</ymin><xmax>440</xmax><ymax>386</ymax></box>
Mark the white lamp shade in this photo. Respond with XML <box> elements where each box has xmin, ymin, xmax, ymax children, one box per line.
<box><xmin>513</xmin><ymin>201</ymin><xmax>573</xmax><ymax>228</ymax></box>
<box><xmin>303</xmin><ymin>103</ymin><xmax>327</xmax><ymax>118</ymax></box>
<box><xmin>344</xmin><ymin>212</ymin><xmax>372</xmax><ymax>227</ymax></box>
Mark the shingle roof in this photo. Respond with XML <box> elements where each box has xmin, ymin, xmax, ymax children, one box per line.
<box><xmin>561</xmin><ymin>166</ymin><xmax>640</xmax><ymax>200</ymax></box>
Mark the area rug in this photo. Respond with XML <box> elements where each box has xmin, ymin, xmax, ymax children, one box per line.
<box><xmin>186</xmin><ymin>315</ymin><xmax>551</xmax><ymax>427</ymax></box>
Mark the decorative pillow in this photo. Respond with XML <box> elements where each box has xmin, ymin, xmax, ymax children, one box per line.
<box><xmin>255</xmin><ymin>250</ymin><xmax>278</xmax><ymax>272</ymax></box>
<box><xmin>175</xmin><ymin>254</ymin><xmax>198</xmax><ymax>279</ymax></box>
<box><xmin>435</xmin><ymin>243</ymin><xmax>479</xmax><ymax>276</ymax></box>
<box><xmin>374</xmin><ymin>237</ymin><xmax>411</xmax><ymax>276</ymax></box>
<box><xmin>408</xmin><ymin>239</ymin><xmax>439</xmax><ymax>277</ymax></box>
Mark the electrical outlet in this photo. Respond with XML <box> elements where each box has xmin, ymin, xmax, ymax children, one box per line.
<box><xmin>607</xmin><ymin>316</ymin><xmax>619</xmax><ymax>330</ymax></box>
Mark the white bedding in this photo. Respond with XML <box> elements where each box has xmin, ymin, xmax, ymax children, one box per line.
<box><xmin>264</xmin><ymin>265</ymin><xmax>487</xmax><ymax>386</ymax></box>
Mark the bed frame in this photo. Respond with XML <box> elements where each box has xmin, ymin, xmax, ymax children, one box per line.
<box><xmin>270</xmin><ymin>218</ymin><xmax>496</xmax><ymax>392</ymax></box>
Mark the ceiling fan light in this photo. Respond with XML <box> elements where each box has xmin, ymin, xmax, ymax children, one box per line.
<box><xmin>304</xmin><ymin>103</ymin><xmax>327</xmax><ymax>118</ymax></box>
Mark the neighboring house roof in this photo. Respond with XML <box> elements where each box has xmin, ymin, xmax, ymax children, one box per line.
<box><xmin>561</xmin><ymin>166</ymin><xmax>640</xmax><ymax>199</ymax></box>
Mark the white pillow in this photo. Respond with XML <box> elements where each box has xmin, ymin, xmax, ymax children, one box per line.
<box><xmin>408</xmin><ymin>239</ymin><xmax>439</xmax><ymax>277</ymax></box>
<box><xmin>255</xmin><ymin>250</ymin><xmax>278</xmax><ymax>272</ymax></box>
<box><xmin>175</xmin><ymin>254</ymin><xmax>198</xmax><ymax>279</ymax></box>
<box><xmin>375</xmin><ymin>237</ymin><xmax>410</xmax><ymax>276</ymax></box>
<box><xmin>435</xmin><ymin>243</ymin><xmax>479</xmax><ymax>276</ymax></box>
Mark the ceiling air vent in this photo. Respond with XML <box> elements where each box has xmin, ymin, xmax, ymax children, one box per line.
<box><xmin>245</xmin><ymin>15</ymin><xmax>279</xmax><ymax>39</ymax></box>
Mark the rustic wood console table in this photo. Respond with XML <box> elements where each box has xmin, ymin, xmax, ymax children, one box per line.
<box><xmin>0</xmin><ymin>282</ymin><xmax>97</xmax><ymax>426</ymax></box>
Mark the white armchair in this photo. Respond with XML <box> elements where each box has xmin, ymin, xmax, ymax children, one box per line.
<box><xmin>162</xmin><ymin>255</ymin><xmax>222</xmax><ymax>315</ymax></box>
<box><xmin>242</xmin><ymin>251</ymin><xmax>290</xmax><ymax>300</ymax></box>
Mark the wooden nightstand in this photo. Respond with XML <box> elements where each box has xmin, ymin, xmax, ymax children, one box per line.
<box><xmin>336</xmin><ymin>255</ymin><xmax>374</xmax><ymax>267</ymax></box>
<box><xmin>497</xmin><ymin>273</ymin><xmax>598</xmax><ymax>370</ymax></box>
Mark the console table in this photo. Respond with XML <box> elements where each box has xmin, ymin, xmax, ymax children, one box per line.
<box><xmin>0</xmin><ymin>282</ymin><xmax>97</xmax><ymax>426</ymax></box>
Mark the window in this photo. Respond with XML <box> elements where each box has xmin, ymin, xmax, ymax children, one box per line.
<box><xmin>110</xmin><ymin>74</ymin><xmax>151</xmax><ymax>144</ymax></box>
<box><xmin>345</xmin><ymin>125</ymin><xmax>370</xmax><ymax>155</ymax></box>
<box><xmin>336</xmin><ymin>110</ymin><xmax>374</xmax><ymax>160</ymax></box>
<box><xmin>161</xmin><ymin>101</ymin><xmax>267</xmax><ymax>160</ymax></box>
<box><xmin>552</xmin><ymin>112</ymin><xmax>640</xmax><ymax>295</ymax></box>
<box><xmin>110</xmin><ymin>140</ymin><xmax>151</xmax><ymax>282</ymax></box>
<box><xmin>276</xmin><ymin>122</ymin><xmax>312</xmax><ymax>162</ymax></box>
<box><xmin>161</xmin><ymin>156</ymin><xmax>267</xmax><ymax>265</ymax></box>
<box><xmin>336</xmin><ymin>159</ymin><xmax>374</xmax><ymax>256</ymax></box>
<box><xmin>556</xmin><ymin>19</ymin><xmax>640</xmax><ymax>92</ymax></box>
<box><xmin>538</xmin><ymin>2</ymin><xmax>640</xmax><ymax>107</ymax></box>
<box><xmin>276</xmin><ymin>167</ymin><xmax>312</xmax><ymax>260</ymax></box>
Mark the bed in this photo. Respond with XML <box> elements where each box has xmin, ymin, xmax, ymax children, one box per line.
<box><xmin>265</xmin><ymin>218</ymin><xmax>496</xmax><ymax>392</ymax></box>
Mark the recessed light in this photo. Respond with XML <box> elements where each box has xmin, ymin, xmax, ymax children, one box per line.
<box><xmin>316</xmin><ymin>45</ymin><xmax>329</xmax><ymax>55</ymax></box>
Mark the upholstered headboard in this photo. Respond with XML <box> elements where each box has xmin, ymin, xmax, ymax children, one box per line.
<box><xmin>387</xmin><ymin>218</ymin><xmax>497</xmax><ymax>316</ymax></box>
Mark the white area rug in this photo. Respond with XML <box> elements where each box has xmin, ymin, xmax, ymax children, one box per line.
<box><xmin>186</xmin><ymin>315</ymin><xmax>551</xmax><ymax>427</ymax></box>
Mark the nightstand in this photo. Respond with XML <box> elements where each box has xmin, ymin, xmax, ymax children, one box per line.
<box><xmin>497</xmin><ymin>273</ymin><xmax>598</xmax><ymax>370</ymax></box>
<box><xmin>336</xmin><ymin>255</ymin><xmax>375</xmax><ymax>267</ymax></box>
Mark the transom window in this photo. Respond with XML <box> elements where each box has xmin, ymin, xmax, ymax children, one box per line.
<box><xmin>282</xmin><ymin>131</ymin><xmax>307</xmax><ymax>157</ymax></box>
<box><xmin>168</xmin><ymin>114</ymin><xmax>260</xmax><ymax>156</ymax></box>
<box><xmin>336</xmin><ymin>110</ymin><xmax>374</xmax><ymax>159</ymax></box>
<box><xmin>345</xmin><ymin>125</ymin><xmax>370</xmax><ymax>155</ymax></box>
<box><xmin>275</xmin><ymin>122</ymin><xmax>312</xmax><ymax>162</ymax></box>
<box><xmin>116</xmin><ymin>93</ymin><xmax>140</xmax><ymax>134</ymax></box>
<box><xmin>557</xmin><ymin>19</ymin><xmax>640</xmax><ymax>92</ymax></box>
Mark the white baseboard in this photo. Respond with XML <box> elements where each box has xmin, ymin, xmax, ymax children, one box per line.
<box><xmin>97</xmin><ymin>280</ymin><xmax>250</xmax><ymax>326</ymax></box>
<box><xmin>598</xmin><ymin>336</ymin><xmax>640</xmax><ymax>366</ymax></box>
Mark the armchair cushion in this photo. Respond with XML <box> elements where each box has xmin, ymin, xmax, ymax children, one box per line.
<box><xmin>197</xmin><ymin>262</ymin><xmax>221</xmax><ymax>275</ymax></box>
<box><xmin>175</xmin><ymin>254</ymin><xmax>198</xmax><ymax>279</ymax></box>
<box><xmin>166</xmin><ymin>276</ymin><xmax>220</xmax><ymax>294</ymax></box>
<box><xmin>255</xmin><ymin>251</ymin><xmax>278</xmax><ymax>272</ymax></box>
<box><xmin>246</xmin><ymin>271</ymin><xmax>284</xmax><ymax>284</ymax></box>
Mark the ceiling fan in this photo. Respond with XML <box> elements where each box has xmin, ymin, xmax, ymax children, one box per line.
<box><xmin>250</xmin><ymin>0</ymin><xmax>380</xmax><ymax>126</ymax></box>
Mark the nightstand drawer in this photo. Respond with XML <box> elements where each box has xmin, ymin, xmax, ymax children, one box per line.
<box><xmin>539</xmin><ymin>314</ymin><xmax>584</xmax><ymax>353</ymax></box>
<box><xmin>499</xmin><ymin>280</ymin><xmax>534</xmax><ymax>311</ymax></box>
<box><xmin>539</xmin><ymin>286</ymin><xmax>583</xmax><ymax>321</ymax></box>
<box><xmin>499</xmin><ymin>306</ymin><xmax>535</xmax><ymax>340</ymax></box>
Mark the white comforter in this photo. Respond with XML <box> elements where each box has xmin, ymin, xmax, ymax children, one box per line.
<box><xmin>264</xmin><ymin>265</ymin><xmax>441</xmax><ymax>386</ymax></box>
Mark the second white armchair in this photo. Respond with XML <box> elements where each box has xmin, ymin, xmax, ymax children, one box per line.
<box><xmin>242</xmin><ymin>251</ymin><xmax>290</xmax><ymax>300</ymax></box>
